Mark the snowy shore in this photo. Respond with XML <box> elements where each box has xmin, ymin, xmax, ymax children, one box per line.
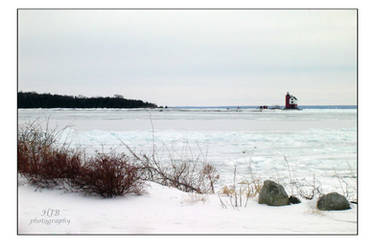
<box><xmin>18</xmin><ymin>180</ymin><xmax>357</xmax><ymax>235</ymax></box>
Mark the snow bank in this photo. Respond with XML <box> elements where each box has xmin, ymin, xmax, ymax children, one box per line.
<box><xmin>18</xmin><ymin>181</ymin><xmax>357</xmax><ymax>234</ymax></box>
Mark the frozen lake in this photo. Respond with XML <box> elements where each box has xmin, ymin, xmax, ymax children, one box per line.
<box><xmin>18</xmin><ymin>108</ymin><xmax>357</xmax><ymax>199</ymax></box>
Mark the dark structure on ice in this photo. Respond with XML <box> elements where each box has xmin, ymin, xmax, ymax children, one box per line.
<box><xmin>284</xmin><ymin>92</ymin><xmax>299</xmax><ymax>110</ymax></box>
<box><xmin>258</xmin><ymin>92</ymin><xmax>300</xmax><ymax>110</ymax></box>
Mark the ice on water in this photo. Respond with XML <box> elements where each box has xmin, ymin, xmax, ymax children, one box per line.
<box><xmin>18</xmin><ymin>108</ymin><xmax>357</xmax><ymax>198</ymax></box>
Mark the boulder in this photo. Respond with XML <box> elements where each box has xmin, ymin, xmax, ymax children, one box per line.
<box><xmin>258</xmin><ymin>180</ymin><xmax>289</xmax><ymax>206</ymax></box>
<box><xmin>289</xmin><ymin>195</ymin><xmax>301</xmax><ymax>204</ymax></box>
<box><xmin>317</xmin><ymin>192</ymin><xmax>351</xmax><ymax>211</ymax></box>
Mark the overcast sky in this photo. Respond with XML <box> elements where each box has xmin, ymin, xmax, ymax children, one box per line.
<box><xmin>18</xmin><ymin>10</ymin><xmax>357</xmax><ymax>106</ymax></box>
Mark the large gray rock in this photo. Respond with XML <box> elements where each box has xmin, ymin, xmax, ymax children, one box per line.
<box><xmin>317</xmin><ymin>192</ymin><xmax>351</xmax><ymax>211</ymax></box>
<box><xmin>258</xmin><ymin>180</ymin><xmax>289</xmax><ymax>206</ymax></box>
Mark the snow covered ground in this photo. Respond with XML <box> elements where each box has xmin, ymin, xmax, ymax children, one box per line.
<box><xmin>18</xmin><ymin>108</ymin><xmax>357</xmax><ymax>234</ymax></box>
<box><xmin>18</xmin><ymin>179</ymin><xmax>357</xmax><ymax>234</ymax></box>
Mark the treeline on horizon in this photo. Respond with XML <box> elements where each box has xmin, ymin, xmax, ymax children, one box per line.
<box><xmin>18</xmin><ymin>92</ymin><xmax>158</xmax><ymax>109</ymax></box>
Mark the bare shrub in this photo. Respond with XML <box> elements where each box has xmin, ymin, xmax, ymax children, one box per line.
<box><xmin>18</xmin><ymin>121</ymin><xmax>60</xmax><ymax>150</ymax></box>
<box><xmin>18</xmin><ymin>122</ymin><xmax>144</xmax><ymax>198</ymax></box>
<box><xmin>294</xmin><ymin>175</ymin><xmax>323</xmax><ymax>200</ymax></box>
<box><xmin>241</xmin><ymin>179</ymin><xmax>263</xmax><ymax>198</ymax></box>
<box><xmin>201</xmin><ymin>164</ymin><xmax>220</xmax><ymax>193</ymax></box>
<box><xmin>19</xmin><ymin>146</ymin><xmax>81</xmax><ymax>188</ymax></box>
<box><xmin>120</xmin><ymin>140</ymin><xmax>219</xmax><ymax>194</ymax></box>
<box><xmin>18</xmin><ymin>122</ymin><xmax>81</xmax><ymax>188</ymax></box>
<box><xmin>333</xmin><ymin>170</ymin><xmax>357</xmax><ymax>202</ymax></box>
<box><xmin>218</xmin><ymin>166</ymin><xmax>262</xmax><ymax>209</ymax></box>
<box><xmin>114</xmin><ymin>115</ymin><xmax>220</xmax><ymax>194</ymax></box>
<box><xmin>72</xmin><ymin>153</ymin><xmax>144</xmax><ymax>198</ymax></box>
<box><xmin>142</xmin><ymin>155</ymin><xmax>219</xmax><ymax>194</ymax></box>
<box><xmin>276</xmin><ymin>156</ymin><xmax>356</xmax><ymax>202</ymax></box>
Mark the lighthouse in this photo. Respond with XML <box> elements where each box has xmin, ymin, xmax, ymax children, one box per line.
<box><xmin>285</xmin><ymin>92</ymin><xmax>298</xmax><ymax>109</ymax></box>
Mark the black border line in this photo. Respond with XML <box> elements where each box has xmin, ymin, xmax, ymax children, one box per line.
<box><xmin>356</xmin><ymin>8</ymin><xmax>359</xmax><ymax>236</ymax></box>
<box><xmin>16</xmin><ymin>8</ymin><xmax>19</xmax><ymax>236</ymax></box>
<box><xmin>17</xmin><ymin>8</ymin><xmax>357</xmax><ymax>10</ymax></box>
<box><xmin>16</xmin><ymin>8</ymin><xmax>359</xmax><ymax>236</ymax></box>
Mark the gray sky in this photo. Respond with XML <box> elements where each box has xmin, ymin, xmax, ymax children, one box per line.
<box><xmin>18</xmin><ymin>10</ymin><xmax>357</xmax><ymax>106</ymax></box>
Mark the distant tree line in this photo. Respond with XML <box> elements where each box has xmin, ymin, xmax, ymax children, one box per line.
<box><xmin>18</xmin><ymin>92</ymin><xmax>158</xmax><ymax>109</ymax></box>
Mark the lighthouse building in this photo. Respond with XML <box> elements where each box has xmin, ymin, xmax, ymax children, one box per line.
<box><xmin>285</xmin><ymin>92</ymin><xmax>298</xmax><ymax>109</ymax></box>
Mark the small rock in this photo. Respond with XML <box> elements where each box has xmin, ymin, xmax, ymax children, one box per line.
<box><xmin>258</xmin><ymin>180</ymin><xmax>289</xmax><ymax>206</ymax></box>
<box><xmin>317</xmin><ymin>192</ymin><xmax>351</xmax><ymax>210</ymax></box>
<box><xmin>289</xmin><ymin>195</ymin><xmax>301</xmax><ymax>204</ymax></box>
